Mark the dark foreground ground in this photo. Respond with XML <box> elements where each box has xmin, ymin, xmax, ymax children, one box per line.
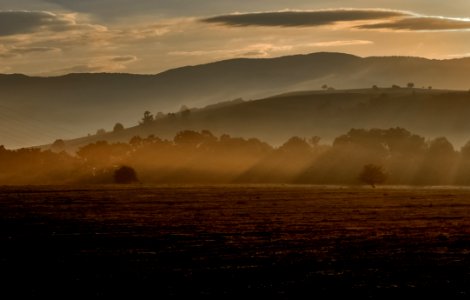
<box><xmin>1</xmin><ymin>185</ymin><xmax>470</xmax><ymax>298</ymax></box>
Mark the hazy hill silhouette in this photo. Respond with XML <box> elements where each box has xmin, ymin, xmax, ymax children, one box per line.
<box><xmin>3</xmin><ymin>52</ymin><xmax>470</xmax><ymax>148</ymax></box>
<box><xmin>60</xmin><ymin>88</ymin><xmax>470</xmax><ymax>151</ymax></box>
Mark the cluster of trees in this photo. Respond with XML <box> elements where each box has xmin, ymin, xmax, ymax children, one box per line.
<box><xmin>2</xmin><ymin>127</ymin><xmax>470</xmax><ymax>186</ymax></box>
<box><xmin>373</xmin><ymin>83</ymin><xmax>433</xmax><ymax>90</ymax></box>
<box><xmin>137</xmin><ymin>106</ymin><xmax>191</xmax><ymax>128</ymax></box>
<box><xmin>0</xmin><ymin>146</ymin><xmax>81</xmax><ymax>184</ymax></box>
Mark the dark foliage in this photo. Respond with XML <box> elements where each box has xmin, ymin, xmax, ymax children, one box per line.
<box><xmin>359</xmin><ymin>164</ymin><xmax>387</xmax><ymax>188</ymax></box>
<box><xmin>114</xmin><ymin>166</ymin><xmax>138</xmax><ymax>184</ymax></box>
<box><xmin>113</xmin><ymin>123</ymin><xmax>125</xmax><ymax>132</ymax></box>
<box><xmin>2</xmin><ymin>127</ymin><xmax>470</xmax><ymax>185</ymax></box>
<box><xmin>51</xmin><ymin>139</ymin><xmax>65</xmax><ymax>152</ymax></box>
<box><xmin>139</xmin><ymin>111</ymin><xmax>154</xmax><ymax>126</ymax></box>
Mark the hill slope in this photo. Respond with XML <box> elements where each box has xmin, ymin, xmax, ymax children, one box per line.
<box><xmin>61</xmin><ymin>88</ymin><xmax>470</xmax><ymax>151</ymax></box>
<box><xmin>3</xmin><ymin>52</ymin><xmax>470</xmax><ymax>148</ymax></box>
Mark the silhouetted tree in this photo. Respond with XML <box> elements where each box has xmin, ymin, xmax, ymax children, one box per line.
<box><xmin>416</xmin><ymin>137</ymin><xmax>457</xmax><ymax>185</ymax></box>
<box><xmin>96</xmin><ymin>129</ymin><xmax>106</xmax><ymax>135</ymax></box>
<box><xmin>308</xmin><ymin>136</ymin><xmax>321</xmax><ymax>147</ymax></box>
<box><xmin>372</xmin><ymin>85</ymin><xmax>379</xmax><ymax>90</ymax></box>
<box><xmin>180</xmin><ymin>105</ymin><xmax>191</xmax><ymax>118</ymax></box>
<box><xmin>359</xmin><ymin>164</ymin><xmax>387</xmax><ymax>188</ymax></box>
<box><xmin>78</xmin><ymin>141</ymin><xmax>110</xmax><ymax>165</ymax></box>
<box><xmin>407</xmin><ymin>82</ymin><xmax>415</xmax><ymax>89</ymax></box>
<box><xmin>114</xmin><ymin>166</ymin><xmax>138</xmax><ymax>184</ymax></box>
<box><xmin>129</xmin><ymin>136</ymin><xmax>143</xmax><ymax>146</ymax></box>
<box><xmin>51</xmin><ymin>139</ymin><xmax>65</xmax><ymax>152</ymax></box>
<box><xmin>321</xmin><ymin>84</ymin><xmax>328</xmax><ymax>90</ymax></box>
<box><xmin>461</xmin><ymin>140</ymin><xmax>470</xmax><ymax>159</ymax></box>
<box><xmin>428</xmin><ymin>137</ymin><xmax>455</xmax><ymax>157</ymax></box>
<box><xmin>174</xmin><ymin>130</ymin><xmax>205</xmax><ymax>147</ymax></box>
<box><xmin>392</xmin><ymin>84</ymin><xmax>400</xmax><ymax>89</ymax></box>
<box><xmin>140</xmin><ymin>111</ymin><xmax>154</xmax><ymax>125</ymax></box>
<box><xmin>113</xmin><ymin>123</ymin><xmax>124</xmax><ymax>132</ymax></box>
<box><xmin>279</xmin><ymin>137</ymin><xmax>312</xmax><ymax>155</ymax></box>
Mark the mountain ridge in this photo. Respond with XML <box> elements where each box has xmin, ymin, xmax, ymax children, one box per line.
<box><xmin>2</xmin><ymin>51</ymin><xmax>470</xmax><ymax>148</ymax></box>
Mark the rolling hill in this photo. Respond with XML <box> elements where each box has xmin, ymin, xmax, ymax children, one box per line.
<box><xmin>59</xmin><ymin>87</ymin><xmax>470</xmax><ymax>151</ymax></box>
<box><xmin>2</xmin><ymin>52</ymin><xmax>470</xmax><ymax>148</ymax></box>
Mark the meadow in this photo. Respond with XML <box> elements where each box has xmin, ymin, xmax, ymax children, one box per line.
<box><xmin>1</xmin><ymin>185</ymin><xmax>470</xmax><ymax>298</ymax></box>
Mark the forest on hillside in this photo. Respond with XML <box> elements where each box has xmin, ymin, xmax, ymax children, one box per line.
<box><xmin>2</xmin><ymin>127</ymin><xmax>470</xmax><ymax>186</ymax></box>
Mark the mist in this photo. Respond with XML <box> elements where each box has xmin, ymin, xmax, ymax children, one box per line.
<box><xmin>4</xmin><ymin>53</ymin><xmax>470</xmax><ymax>149</ymax></box>
<box><xmin>2</xmin><ymin>128</ymin><xmax>470</xmax><ymax>186</ymax></box>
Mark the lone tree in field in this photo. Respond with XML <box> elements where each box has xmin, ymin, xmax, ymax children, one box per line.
<box><xmin>359</xmin><ymin>164</ymin><xmax>387</xmax><ymax>188</ymax></box>
<box><xmin>114</xmin><ymin>166</ymin><xmax>139</xmax><ymax>184</ymax></box>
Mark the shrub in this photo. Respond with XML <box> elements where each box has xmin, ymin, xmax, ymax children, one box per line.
<box><xmin>359</xmin><ymin>164</ymin><xmax>387</xmax><ymax>188</ymax></box>
<box><xmin>114</xmin><ymin>166</ymin><xmax>139</xmax><ymax>184</ymax></box>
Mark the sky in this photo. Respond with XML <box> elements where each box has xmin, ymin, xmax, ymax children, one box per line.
<box><xmin>0</xmin><ymin>0</ymin><xmax>470</xmax><ymax>75</ymax></box>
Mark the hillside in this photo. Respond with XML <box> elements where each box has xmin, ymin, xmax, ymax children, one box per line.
<box><xmin>3</xmin><ymin>52</ymin><xmax>470</xmax><ymax>148</ymax></box>
<box><xmin>59</xmin><ymin>88</ymin><xmax>470</xmax><ymax>151</ymax></box>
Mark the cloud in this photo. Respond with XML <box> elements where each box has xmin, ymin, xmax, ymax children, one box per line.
<box><xmin>0</xmin><ymin>11</ymin><xmax>66</xmax><ymax>35</ymax></box>
<box><xmin>309</xmin><ymin>40</ymin><xmax>373</xmax><ymax>47</ymax></box>
<box><xmin>110</xmin><ymin>55</ymin><xmax>137</xmax><ymax>62</ymax></box>
<box><xmin>203</xmin><ymin>9</ymin><xmax>470</xmax><ymax>32</ymax></box>
<box><xmin>0</xmin><ymin>10</ymin><xmax>106</xmax><ymax>36</ymax></box>
<box><xmin>43</xmin><ymin>55</ymin><xmax>138</xmax><ymax>75</ymax></box>
<box><xmin>169</xmin><ymin>43</ymin><xmax>293</xmax><ymax>58</ymax></box>
<box><xmin>357</xmin><ymin>17</ymin><xmax>470</xmax><ymax>31</ymax></box>
<box><xmin>0</xmin><ymin>46</ymin><xmax>61</xmax><ymax>58</ymax></box>
<box><xmin>203</xmin><ymin>9</ymin><xmax>408</xmax><ymax>27</ymax></box>
<box><xmin>48</xmin><ymin>64</ymin><xmax>109</xmax><ymax>74</ymax></box>
<box><xmin>42</xmin><ymin>0</ymin><xmax>308</xmax><ymax>20</ymax></box>
<box><xmin>42</xmin><ymin>0</ymin><xmax>220</xmax><ymax>20</ymax></box>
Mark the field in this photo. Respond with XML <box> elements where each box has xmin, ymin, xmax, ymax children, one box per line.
<box><xmin>1</xmin><ymin>185</ymin><xmax>470</xmax><ymax>298</ymax></box>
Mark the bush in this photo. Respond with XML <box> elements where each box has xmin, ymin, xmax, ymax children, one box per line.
<box><xmin>359</xmin><ymin>164</ymin><xmax>387</xmax><ymax>188</ymax></box>
<box><xmin>113</xmin><ymin>123</ymin><xmax>125</xmax><ymax>132</ymax></box>
<box><xmin>114</xmin><ymin>166</ymin><xmax>139</xmax><ymax>184</ymax></box>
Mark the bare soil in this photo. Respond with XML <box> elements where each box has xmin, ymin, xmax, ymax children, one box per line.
<box><xmin>1</xmin><ymin>185</ymin><xmax>470</xmax><ymax>298</ymax></box>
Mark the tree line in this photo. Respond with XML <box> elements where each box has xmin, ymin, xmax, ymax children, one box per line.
<box><xmin>1</xmin><ymin>127</ymin><xmax>470</xmax><ymax>186</ymax></box>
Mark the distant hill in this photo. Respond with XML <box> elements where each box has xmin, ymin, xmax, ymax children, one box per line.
<box><xmin>59</xmin><ymin>88</ymin><xmax>470</xmax><ymax>151</ymax></box>
<box><xmin>3</xmin><ymin>52</ymin><xmax>470</xmax><ymax>148</ymax></box>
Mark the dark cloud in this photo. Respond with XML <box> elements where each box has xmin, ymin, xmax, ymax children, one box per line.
<box><xmin>242</xmin><ymin>50</ymin><xmax>266</xmax><ymax>57</ymax></box>
<box><xmin>0</xmin><ymin>47</ymin><xmax>60</xmax><ymax>58</ymax></box>
<box><xmin>110</xmin><ymin>55</ymin><xmax>137</xmax><ymax>62</ymax></box>
<box><xmin>0</xmin><ymin>11</ymin><xmax>72</xmax><ymax>36</ymax></box>
<box><xmin>203</xmin><ymin>9</ymin><xmax>470</xmax><ymax>32</ymax></box>
<box><xmin>42</xmin><ymin>0</ymin><xmax>324</xmax><ymax>20</ymax></box>
<box><xmin>358</xmin><ymin>17</ymin><xmax>470</xmax><ymax>31</ymax></box>
<box><xmin>0</xmin><ymin>10</ymin><xmax>102</xmax><ymax>36</ymax></box>
<box><xmin>203</xmin><ymin>9</ymin><xmax>408</xmax><ymax>27</ymax></box>
<box><xmin>43</xmin><ymin>0</ymin><xmax>218</xmax><ymax>20</ymax></box>
<box><xmin>9</xmin><ymin>46</ymin><xmax>60</xmax><ymax>55</ymax></box>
